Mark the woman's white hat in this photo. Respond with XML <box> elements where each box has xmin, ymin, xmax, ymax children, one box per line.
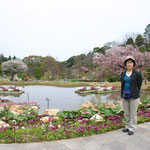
<box><xmin>124</xmin><ymin>55</ymin><xmax>136</xmax><ymax>66</ymax></box>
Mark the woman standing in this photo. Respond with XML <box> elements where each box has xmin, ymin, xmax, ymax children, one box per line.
<box><xmin>121</xmin><ymin>56</ymin><xmax>142</xmax><ymax>135</ymax></box>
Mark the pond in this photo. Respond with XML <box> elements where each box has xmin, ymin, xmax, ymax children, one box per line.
<box><xmin>0</xmin><ymin>85</ymin><xmax>149</xmax><ymax>114</ymax></box>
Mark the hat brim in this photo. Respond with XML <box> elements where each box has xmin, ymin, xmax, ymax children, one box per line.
<box><xmin>124</xmin><ymin>58</ymin><xmax>136</xmax><ymax>66</ymax></box>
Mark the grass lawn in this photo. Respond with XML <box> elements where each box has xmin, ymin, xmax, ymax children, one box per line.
<box><xmin>0</xmin><ymin>80</ymin><xmax>90</xmax><ymax>87</ymax></box>
<box><xmin>0</xmin><ymin>80</ymin><xmax>149</xmax><ymax>89</ymax></box>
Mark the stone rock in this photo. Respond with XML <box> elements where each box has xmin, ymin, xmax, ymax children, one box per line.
<box><xmin>10</xmin><ymin>105</ymin><xmax>20</xmax><ymax>112</ymax></box>
<box><xmin>10</xmin><ymin>105</ymin><xmax>24</xmax><ymax>114</ymax></box>
<box><xmin>52</xmin><ymin>116</ymin><xmax>59</xmax><ymax>120</ymax></box>
<box><xmin>147</xmin><ymin>103</ymin><xmax>150</xmax><ymax>107</ymax></box>
<box><xmin>0</xmin><ymin>120</ymin><xmax>10</xmax><ymax>128</ymax></box>
<box><xmin>105</xmin><ymin>102</ymin><xmax>116</xmax><ymax>108</ymax></box>
<box><xmin>40</xmin><ymin>116</ymin><xmax>50</xmax><ymax>123</ymax></box>
<box><xmin>80</xmin><ymin>101</ymin><xmax>95</xmax><ymax>109</ymax></box>
<box><xmin>44</xmin><ymin>109</ymin><xmax>61</xmax><ymax>116</ymax></box>
<box><xmin>31</xmin><ymin>106</ymin><xmax>39</xmax><ymax>113</ymax></box>
<box><xmin>40</xmin><ymin>116</ymin><xmax>59</xmax><ymax>123</ymax></box>
<box><xmin>0</xmin><ymin>106</ymin><xmax>4</xmax><ymax>111</ymax></box>
<box><xmin>116</xmin><ymin>101</ymin><xmax>122</xmax><ymax>107</ymax></box>
<box><xmin>16</xmin><ymin>109</ymin><xmax>24</xmax><ymax>114</ymax></box>
<box><xmin>90</xmin><ymin>114</ymin><xmax>103</xmax><ymax>122</ymax></box>
<box><xmin>11</xmin><ymin>111</ymin><xmax>20</xmax><ymax>116</ymax></box>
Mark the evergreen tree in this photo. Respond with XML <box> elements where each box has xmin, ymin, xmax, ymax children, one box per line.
<box><xmin>135</xmin><ymin>34</ymin><xmax>144</xmax><ymax>47</ymax></box>
<box><xmin>126</xmin><ymin>37</ymin><xmax>134</xmax><ymax>46</ymax></box>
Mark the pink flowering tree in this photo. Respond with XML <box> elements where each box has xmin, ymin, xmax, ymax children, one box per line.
<box><xmin>2</xmin><ymin>59</ymin><xmax>28</xmax><ymax>74</ymax></box>
<box><xmin>80</xmin><ymin>67</ymin><xmax>89</xmax><ymax>73</ymax></box>
<box><xmin>93</xmin><ymin>45</ymin><xmax>150</xmax><ymax>83</ymax></box>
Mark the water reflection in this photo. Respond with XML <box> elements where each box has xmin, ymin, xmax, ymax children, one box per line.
<box><xmin>0</xmin><ymin>85</ymin><xmax>149</xmax><ymax>114</ymax></box>
<box><xmin>0</xmin><ymin>93</ymin><xmax>23</xmax><ymax>97</ymax></box>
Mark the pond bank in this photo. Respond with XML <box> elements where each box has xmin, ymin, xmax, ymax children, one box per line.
<box><xmin>0</xmin><ymin>80</ymin><xmax>149</xmax><ymax>90</ymax></box>
<box><xmin>0</xmin><ymin>80</ymin><xmax>90</xmax><ymax>87</ymax></box>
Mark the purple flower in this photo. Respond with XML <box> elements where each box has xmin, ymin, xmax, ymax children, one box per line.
<box><xmin>93</xmin><ymin>127</ymin><xmax>99</xmax><ymax>131</ymax></box>
<box><xmin>79</xmin><ymin>87</ymin><xmax>86</xmax><ymax>91</ymax></box>
<box><xmin>0</xmin><ymin>87</ymin><xmax>8</xmax><ymax>91</ymax></box>
<box><xmin>0</xmin><ymin>101</ymin><xmax>37</xmax><ymax>106</ymax></box>
<box><xmin>65</xmin><ymin>130</ymin><xmax>69</xmax><ymax>134</ymax></box>
<box><xmin>103</xmin><ymin>88</ymin><xmax>108</xmax><ymax>91</ymax></box>
<box><xmin>79</xmin><ymin>116</ymin><xmax>83</xmax><ymax>120</ymax></box>
<box><xmin>39</xmin><ymin>121</ymin><xmax>43</xmax><ymax>124</ymax></box>
<box><xmin>80</xmin><ymin>67</ymin><xmax>89</xmax><ymax>73</ymax></box>
<box><xmin>87</xmin><ymin>125</ymin><xmax>92</xmax><ymax>130</ymax></box>
<box><xmin>61</xmin><ymin>123</ymin><xmax>66</xmax><ymax>127</ymax></box>
<box><xmin>28</xmin><ymin>120</ymin><xmax>34</xmax><ymax>124</ymax></box>
<box><xmin>103</xmin><ymin>124</ymin><xmax>108</xmax><ymax>128</ymax></box>
<box><xmin>36</xmin><ymin>117</ymin><xmax>40</xmax><ymax>121</ymax></box>
<box><xmin>90</xmin><ymin>86</ymin><xmax>96</xmax><ymax>90</ymax></box>
<box><xmin>0</xmin><ymin>126</ymin><xmax>8</xmax><ymax>130</ymax></box>
<box><xmin>111</xmin><ymin>87</ymin><xmax>115</xmax><ymax>90</ymax></box>
<box><xmin>0</xmin><ymin>99</ymin><xmax>10</xmax><ymax>103</ymax></box>
<box><xmin>48</xmin><ymin>127</ymin><xmax>57</xmax><ymax>131</ymax></box>
<box><xmin>80</xmin><ymin>120</ymin><xmax>87</xmax><ymax>124</ymax></box>
<box><xmin>76</xmin><ymin>127</ymin><xmax>85</xmax><ymax>133</ymax></box>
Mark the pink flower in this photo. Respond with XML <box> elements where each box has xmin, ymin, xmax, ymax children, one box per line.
<box><xmin>65</xmin><ymin>130</ymin><xmax>69</xmax><ymax>134</ymax></box>
<box><xmin>90</xmin><ymin>86</ymin><xmax>96</xmax><ymax>90</ymax></box>
<box><xmin>80</xmin><ymin>67</ymin><xmax>89</xmax><ymax>73</ymax></box>
<box><xmin>103</xmin><ymin>88</ymin><xmax>107</xmax><ymax>91</ymax></box>
<box><xmin>79</xmin><ymin>87</ymin><xmax>86</xmax><ymax>91</ymax></box>
<box><xmin>111</xmin><ymin>87</ymin><xmax>115</xmax><ymax>90</ymax></box>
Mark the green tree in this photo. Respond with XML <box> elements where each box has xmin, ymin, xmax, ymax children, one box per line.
<box><xmin>93</xmin><ymin>46</ymin><xmax>108</xmax><ymax>54</ymax></box>
<box><xmin>8</xmin><ymin>55</ymin><xmax>11</xmax><ymax>60</ymax></box>
<box><xmin>64</xmin><ymin>56</ymin><xmax>76</xmax><ymax>67</ymax></box>
<box><xmin>40</xmin><ymin>56</ymin><xmax>61</xmax><ymax>79</ymax></box>
<box><xmin>13</xmin><ymin>56</ymin><xmax>16</xmax><ymax>60</ymax></box>
<box><xmin>34</xmin><ymin>67</ymin><xmax>43</xmax><ymax>79</ymax></box>
<box><xmin>139</xmin><ymin>45</ymin><xmax>147</xmax><ymax>53</ymax></box>
<box><xmin>144</xmin><ymin>24</ymin><xmax>150</xmax><ymax>43</ymax></box>
<box><xmin>126</xmin><ymin>37</ymin><xmax>135</xmax><ymax>45</ymax></box>
<box><xmin>0</xmin><ymin>64</ymin><xmax>2</xmax><ymax>75</ymax></box>
<box><xmin>135</xmin><ymin>34</ymin><xmax>144</xmax><ymax>47</ymax></box>
<box><xmin>0</xmin><ymin>54</ymin><xmax>7</xmax><ymax>62</ymax></box>
<box><xmin>23</xmin><ymin>55</ymin><xmax>43</xmax><ymax>76</ymax></box>
<box><xmin>146</xmin><ymin>43</ymin><xmax>150</xmax><ymax>52</ymax></box>
<box><xmin>93</xmin><ymin>47</ymin><xmax>101</xmax><ymax>53</ymax></box>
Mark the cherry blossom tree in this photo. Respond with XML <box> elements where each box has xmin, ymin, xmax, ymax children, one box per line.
<box><xmin>93</xmin><ymin>45</ymin><xmax>150</xmax><ymax>83</ymax></box>
<box><xmin>2</xmin><ymin>59</ymin><xmax>28</xmax><ymax>75</ymax></box>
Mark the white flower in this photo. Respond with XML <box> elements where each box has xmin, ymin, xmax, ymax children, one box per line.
<box><xmin>12</xmin><ymin>120</ymin><xmax>16</xmax><ymax>123</ymax></box>
<box><xmin>58</xmin><ymin>125</ymin><xmax>61</xmax><ymax>128</ymax></box>
<box><xmin>8</xmin><ymin>89</ymin><xmax>14</xmax><ymax>92</ymax></box>
<box><xmin>49</xmin><ymin>122</ymin><xmax>54</xmax><ymax>128</ymax></box>
<box><xmin>21</xmin><ymin>126</ymin><xmax>25</xmax><ymax>129</ymax></box>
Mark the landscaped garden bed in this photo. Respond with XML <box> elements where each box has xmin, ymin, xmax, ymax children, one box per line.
<box><xmin>0</xmin><ymin>98</ymin><xmax>150</xmax><ymax>144</ymax></box>
<box><xmin>75</xmin><ymin>86</ymin><xmax>119</xmax><ymax>95</ymax></box>
<box><xmin>0</xmin><ymin>87</ymin><xmax>24</xmax><ymax>94</ymax></box>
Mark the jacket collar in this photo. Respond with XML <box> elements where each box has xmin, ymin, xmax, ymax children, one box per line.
<box><xmin>123</xmin><ymin>69</ymin><xmax>136</xmax><ymax>78</ymax></box>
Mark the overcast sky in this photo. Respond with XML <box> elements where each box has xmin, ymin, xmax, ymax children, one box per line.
<box><xmin>0</xmin><ymin>0</ymin><xmax>150</xmax><ymax>61</ymax></box>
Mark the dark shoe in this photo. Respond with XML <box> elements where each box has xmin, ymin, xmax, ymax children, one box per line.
<box><xmin>128</xmin><ymin>131</ymin><xmax>134</xmax><ymax>135</ymax></box>
<box><xmin>122</xmin><ymin>128</ymin><xmax>129</xmax><ymax>132</ymax></box>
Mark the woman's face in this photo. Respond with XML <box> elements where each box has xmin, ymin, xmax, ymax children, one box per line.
<box><xmin>126</xmin><ymin>60</ymin><xmax>134</xmax><ymax>70</ymax></box>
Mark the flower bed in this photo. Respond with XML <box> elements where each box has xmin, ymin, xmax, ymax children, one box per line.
<box><xmin>75</xmin><ymin>86</ymin><xmax>118</xmax><ymax>94</ymax></box>
<box><xmin>0</xmin><ymin>98</ymin><xmax>150</xmax><ymax>144</ymax></box>
<box><xmin>0</xmin><ymin>87</ymin><xmax>24</xmax><ymax>94</ymax></box>
<box><xmin>0</xmin><ymin>98</ymin><xmax>11</xmax><ymax>103</ymax></box>
<box><xmin>0</xmin><ymin>101</ymin><xmax>37</xmax><ymax>107</ymax></box>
